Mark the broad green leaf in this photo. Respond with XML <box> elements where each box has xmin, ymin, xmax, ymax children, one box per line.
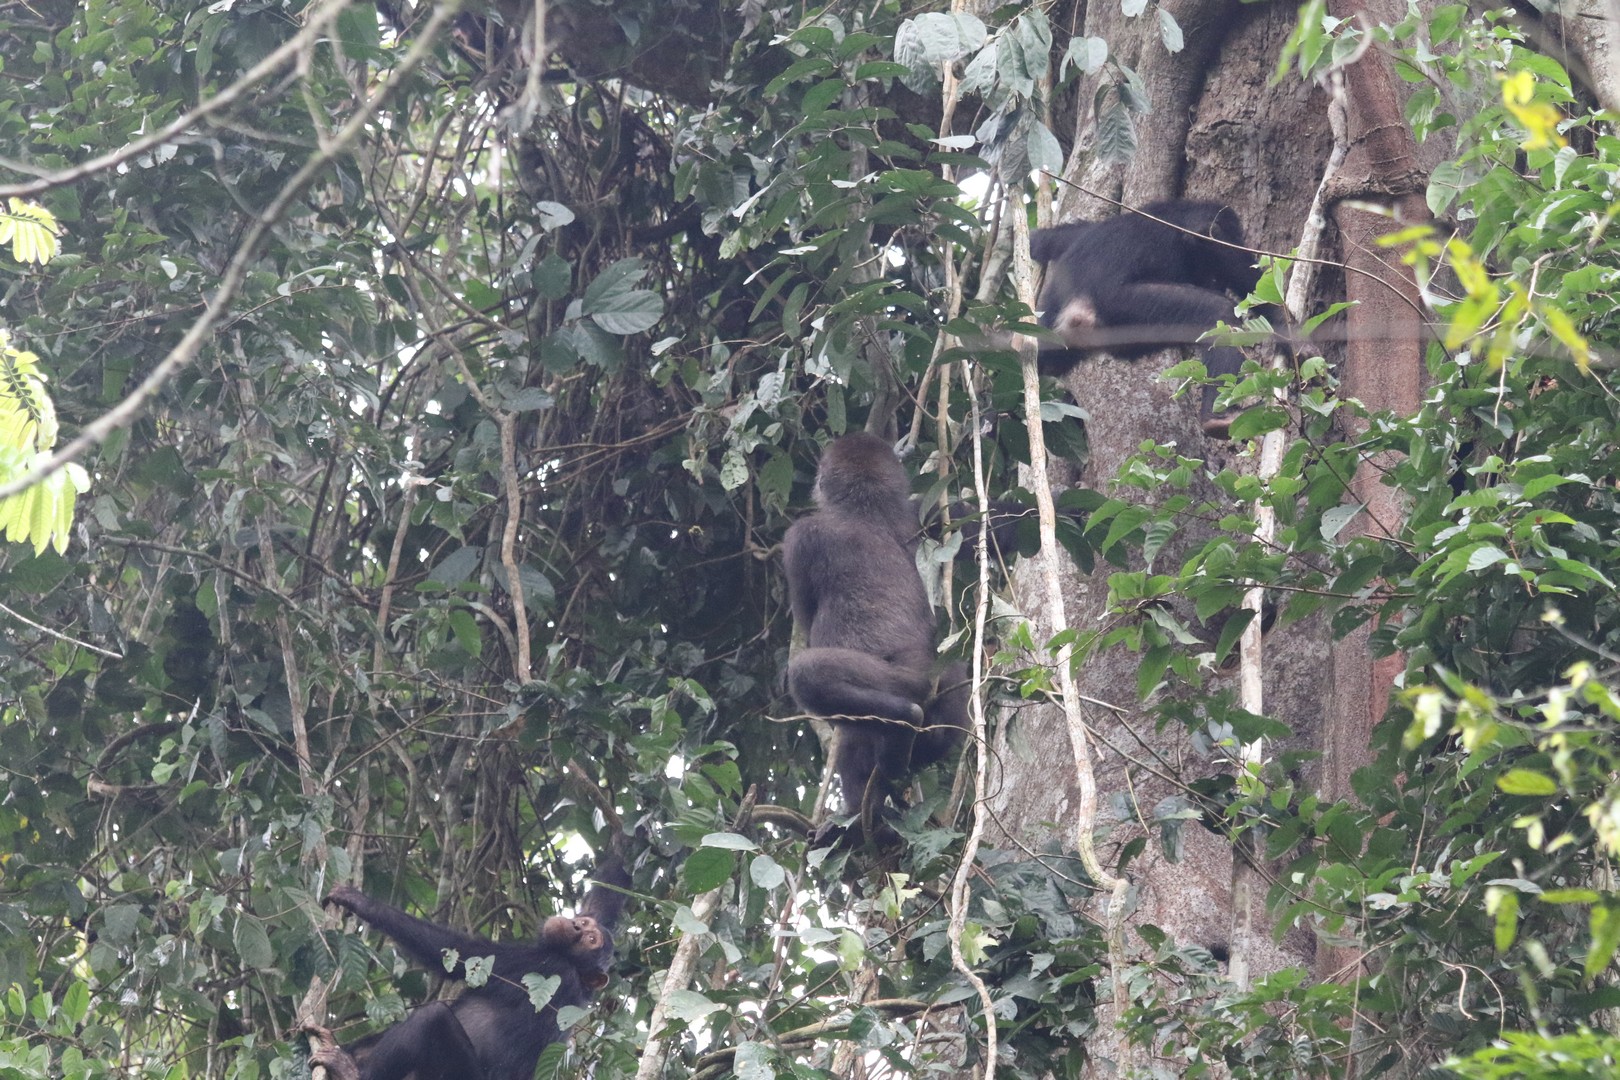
<box><xmin>663</xmin><ymin>989</ymin><xmax>725</xmax><ymax>1025</ymax></box>
<box><xmin>1497</xmin><ymin>769</ymin><xmax>1557</xmax><ymax>796</ymax></box>
<box><xmin>589</xmin><ymin>291</ymin><xmax>665</xmax><ymax>335</ymax></box>
<box><xmin>233</xmin><ymin>914</ymin><xmax>273</xmax><ymax>969</ymax></box>
<box><xmin>683</xmin><ymin>848</ymin><xmax>736</xmax><ymax>892</ymax></box>
<box><xmin>523</xmin><ymin>973</ymin><xmax>561</xmax><ymax>1012</ymax></box>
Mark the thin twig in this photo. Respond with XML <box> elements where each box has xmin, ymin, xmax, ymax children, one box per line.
<box><xmin>0</xmin><ymin>599</ymin><xmax>122</xmax><ymax>657</ymax></box>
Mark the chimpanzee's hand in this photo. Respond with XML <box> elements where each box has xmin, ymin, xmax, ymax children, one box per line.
<box><xmin>322</xmin><ymin>884</ymin><xmax>364</xmax><ymax>911</ymax></box>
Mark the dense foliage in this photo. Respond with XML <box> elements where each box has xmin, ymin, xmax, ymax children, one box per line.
<box><xmin>1</xmin><ymin>0</ymin><xmax>1618</xmax><ymax>1078</ymax></box>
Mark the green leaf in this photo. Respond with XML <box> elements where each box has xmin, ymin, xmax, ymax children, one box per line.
<box><xmin>1496</xmin><ymin>769</ymin><xmax>1557</xmax><ymax>796</ymax></box>
<box><xmin>425</xmin><ymin>546</ymin><xmax>482</xmax><ymax>588</ymax></box>
<box><xmin>465</xmin><ymin>279</ymin><xmax>501</xmax><ymax>310</ymax></box>
<box><xmin>1156</xmin><ymin>7</ymin><xmax>1184</xmax><ymax>53</ymax></box>
<box><xmin>1492</xmin><ymin>888</ymin><xmax>1518</xmax><ymax>953</ymax></box>
<box><xmin>1101</xmin><ymin>504</ymin><xmax>1150</xmax><ymax>551</ymax></box>
<box><xmin>800</xmin><ymin>80</ymin><xmax>843</xmax><ymax>116</ymax></box>
<box><xmin>958</xmin><ymin>920</ymin><xmax>995</xmax><ymax>965</ymax></box>
<box><xmin>838</xmin><ymin>928</ymin><xmax>866</xmax><ymax>970</ymax></box>
<box><xmin>579</xmin><ymin>257</ymin><xmax>660</xmax><ymax>333</ymax></box>
<box><xmin>1465</xmin><ymin>544</ymin><xmax>1509</xmax><ymax>572</ymax></box>
<box><xmin>1589</xmin><ymin>904</ymin><xmax>1620</xmax><ymax>980</ymax></box>
<box><xmin>894</xmin><ymin>13</ymin><xmax>985</xmax><ymax>86</ymax></box>
<box><xmin>734</xmin><ymin>1041</ymin><xmax>776</xmax><ymax>1080</ymax></box>
<box><xmin>1213</xmin><ymin>608</ymin><xmax>1255</xmax><ymax>665</ymax></box>
<box><xmin>673</xmin><ymin>905</ymin><xmax>711</xmax><ymax>935</ymax></box>
<box><xmin>463</xmin><ymin>953</ymin><xmax>493</xmax><ymax>986</ymax></box>
<box><xmin>1028</xmin><ymin>121</ymin><xmax>1063</xmax><ymax>177</ymax></box>
<box><xmin>581</xmin><ymin>258</ymin><xmax>649</xmax><ymax>311</ymax></box>
<box><xmin>1094</xmin><ymin>92</ymin><xmax>1138</xmax><ymax>165</ymax></box>
<box><xmin>60</xmin><ymin>980</ymin><xmax>88</xmax><ymax>1026</ymax></box>
<box><xmin>763</xmin><ymin>57</ymin><xmax>834</xmax><ymax>98</ymax></box>
<box><xmin>523</xmin><ymin>972</ymin><xmax>561</xmax><ymax>1012</ymax></box>
<box><xmin>536</xmin><ymin>202</ymin><xmax>575</xmax><ymax>231</ymax></box>
<box><xmin>0</xmin><ymin>205</ymin><xmax>59</xmax><ymax>264</ymax></box>
<box><xmin>335</xmin><ymin>4</ymin><xmax>381</xmax><ymax>62</ymax></box>
<box><xmin>1137</xmin><ymin>644</ymin><xmax>1170</xmax><ymax>699</ymax></box>
<box><xmin>1062</xmin><ymin>36</ymin><xmax>1108</xmax><ymax>78</ymax></box>
<box><xmin>518</xmin><ymin>565</ymin><xmax>556</xmax><ymax>612</ymax></box>
<box><xmin>1226</xmin><ymin>405</ymin><xmax>1289</xmax><ymax>440</ymax></box>
<box><xmin>855</xmin><ymin>61</ymin><xmax>911</xmax><ymax>81</ymax></box>
<box><xmin>720</xmin><ymin>448</ymin><xmax>749</xmax><ymax>491</ymax></box>
<box><xmin>1520</xmin><ymin>472</ymin><xmax>1572</xmax><ymax>501</ymax></box>
<box><xmin>505</xmin><ymin>387</ymin><xmax>555</xmax><ymax>412</ymax></box>
<box><xmin>683</xmin><ymin>848</ymin><xmax>736</xmax><ymax>892</ymax></box>
<box><xmin>233</xmin><ymin>913</ymin><xmax>273</xmax><ymax>969</ymax></box>
<box><xmin>448</xmin><ymin>607</ymin><xmax>482</xmax><ymax>657</ymax></box>
<box><xmin>532</xmin><ymin>252</ymin><xmax>571</xmax><ymax>298</ymax></box>
<box><xmin>4</xmin><ymin>549</ymin><xmax>72</xmax><ymax>592</ymax></box>
<box><xmin>1540</xmin><ymin>889</ymin><xmax>1600</xmax><ymax>904</ymax></box>
<box><xmin>589</xmin><ymin>291</ymin><xmax>665</xmax><ymax>335</ymax></box>
<box><xmin>758</xmin><ymin>451</ymin><xmax>794</xmax><ymax>510</ymax></box>
<box><xmin>664</xmin><ymin>989</ymin><xmax>725</xmax><ymax>1025</ymax></box>
<box><xmin>750</xmin><ymin>854</ymin><xmax>785</xmax><ymax>890</ymax></box>
<box><xmin>195</xmin><ymin>13</ymin><xmax>225</xmax><ymax>77</ymax></box>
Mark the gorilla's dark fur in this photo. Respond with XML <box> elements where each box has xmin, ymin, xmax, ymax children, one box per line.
<box><xmin>784</xmin><ymin>433</ymin><xmax>969</xmax><ymax>837</ymax></box>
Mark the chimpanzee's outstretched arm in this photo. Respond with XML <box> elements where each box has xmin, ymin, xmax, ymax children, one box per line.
<box><xmin>581</xmin><ymin>856</ymin><xmax>630</xmax><ymax>932</ymax></box>
<box><xmin>324</xmin><ymin>886</ymin><xmax>492</xmax><ymax>980</ymax></box>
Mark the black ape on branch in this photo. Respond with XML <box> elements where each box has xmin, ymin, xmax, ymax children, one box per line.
<box><xmin>1031</xmin><ymin>199</ymin><xmax>1283</xmax><ymax>433</ymax></box>
<box><xmin>784</xmin><ymin>432</ymin><xmax>970</xmax><ymax>840</ymax></box>
<box><xmin>309</xmin><ymin>856</ymin><xmax>630</xmax><ymax>1080</ymax></box>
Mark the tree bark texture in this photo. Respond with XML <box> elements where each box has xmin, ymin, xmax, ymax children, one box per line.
<box><xmin>989</xmin><ymin>3</ymin><xmax>1365</xmax><ymax>1073</ymax></box>
<box><xmin>1314</xmin><ymin>0</ymin><xmax>1431</xmax><ymax>1003</ymax></box>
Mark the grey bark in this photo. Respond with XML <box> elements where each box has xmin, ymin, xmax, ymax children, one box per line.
<box><xmin>989</xmin><ymin>2</ymin><xmax>1340</xmax><ymax>1073</ymax></box>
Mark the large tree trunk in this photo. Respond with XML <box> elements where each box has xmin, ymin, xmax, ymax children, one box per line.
<box><xmin>984</xmin><ymin>1</ymin><xmax>1410</xmax><ymax>1072</ymax></box>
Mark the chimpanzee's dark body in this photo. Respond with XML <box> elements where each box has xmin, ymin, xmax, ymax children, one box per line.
<box><xmin>311</xmin><ymin>858</ymin><xmax>629</xmax><ymax>1080</ymax></box>
<box><xmin>1031</xmin><ymin>200</ymin><xmax>1278</xmax><ymax>425</ymax></box>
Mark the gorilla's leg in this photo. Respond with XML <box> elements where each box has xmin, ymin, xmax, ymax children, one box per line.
<box><xmin>913</xmin><ymin>661</ymin><xmax>971</xmax><ymax>767</ymax></box>
<box><xmin>787</xmin><ymin>648</ymin><xmax>929</xmax><ymax>724</ymax></box>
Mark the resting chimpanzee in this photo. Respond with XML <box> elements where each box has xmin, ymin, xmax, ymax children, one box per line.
<box><xmin>784</xmin><ymin>433</ymin><xmax>970</xmax><ymax>841</ymax></box>
<box><xmin>1031</xmin><ymin>199</ymin><xmax>1281</xmax><ymax>433</ymax></box>
<box><xmin>309</xmin><ymin>856</ymin><xmax>630</xmax><ymax>1080</ymax></box>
